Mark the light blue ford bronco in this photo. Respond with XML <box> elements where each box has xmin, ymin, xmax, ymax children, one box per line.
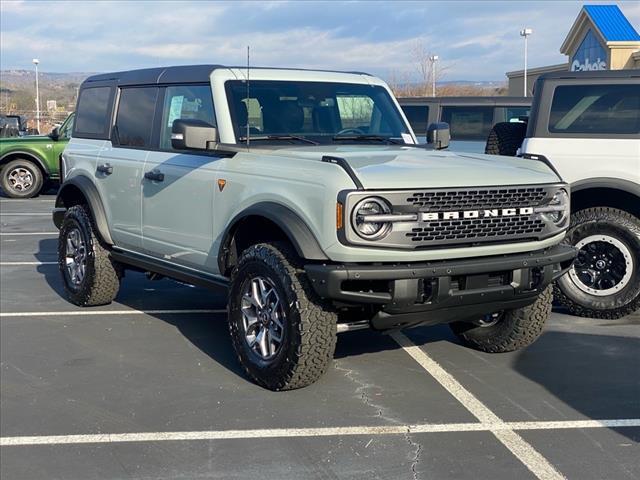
<box><xmin>53</xmin><ymin>65</ymin><xmax>576</xmax><ymax>390</ymax></box>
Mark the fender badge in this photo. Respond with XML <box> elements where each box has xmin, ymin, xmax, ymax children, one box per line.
<box><xmin>217</xmin><ymin>179</ymin><xmax>227</xmax><ymax>192</ymax></box>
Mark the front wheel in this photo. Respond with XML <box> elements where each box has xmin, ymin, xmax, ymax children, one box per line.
<box><xmin>554</xmin><ymin>207</ymin><xmax>640</xmax><ymax>319</ymax></box>
<box><xmin>1</xmin><ymin>159</ymin><xmax>43</xmax><ymax>198</ymax></box>
<box><xmin>450</xmin><ymin>286</ymin><xmax>552</xmax><ymax>352</ymax></box>
<box><xmin>228</xmin><ymin>242</ymin><xmax>337</xmax><ymax>391</ymax></box>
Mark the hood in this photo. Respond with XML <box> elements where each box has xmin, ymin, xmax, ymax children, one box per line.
<box><xmin>270</xmin><ymin>145</ymin><xmax>561</xmax><ymax>189</ymax></box>
<box><xmin>0</xmin><ymin>134</ymin><xmax>51</xmax><ymax>143</ymax></box>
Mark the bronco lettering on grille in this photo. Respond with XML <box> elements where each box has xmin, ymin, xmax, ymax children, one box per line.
<box><xmin>421</xmin><ymin>207</ymin><xmax>534</xmax><ymax>221</ymax></box>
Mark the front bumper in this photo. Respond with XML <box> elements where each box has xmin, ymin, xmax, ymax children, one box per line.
<box><xmin>305</xmin><ymin>244</ymin><xmax>577</xmax><ymax>330</ymax></box>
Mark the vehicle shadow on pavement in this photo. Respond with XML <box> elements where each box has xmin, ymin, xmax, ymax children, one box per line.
<box><xmin>513</xmin><ymin>330</ymin><xmax>640</xmax><ymax>442</ymax></box>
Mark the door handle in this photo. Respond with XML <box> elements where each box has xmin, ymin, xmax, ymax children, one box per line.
<box><xmin>96</xmin><ymin>163</ymin><xmax>113</xmax><ymax>175</ymax></box>
<box><xmin>144</xmin><ymin>169</ymin><xmax>165</xmax><ymax>182</ymax></box>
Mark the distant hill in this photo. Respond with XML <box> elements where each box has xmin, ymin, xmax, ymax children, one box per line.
<box><xmin>0</xmin><ymin>70</ymin><xmax>95</xmax><ymax>113</ymax></box>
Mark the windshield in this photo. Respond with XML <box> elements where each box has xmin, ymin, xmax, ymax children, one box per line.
<box><xmin>225</xmin><ymin>80</ymin><xmax>412</xmax><ymax>145</ymax></box>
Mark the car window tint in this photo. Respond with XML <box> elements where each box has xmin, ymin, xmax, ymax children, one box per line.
<box><xmin>401</xmin><ymin>105</ymin><xmax>430</xmax><ymax>135</ymax></box>
<box><xmin>441</xmin><ymin>106</ymin><xmax>494</xmax><ymax>140</ymax></box>
<box><xmin>160</xmin><ymin>85</ymin><xmax>216</xmax><ymax>150</ymax></box>
<box><xmin>116</xmin><ymin>87</ymin><xmax>158</xmax><ymax>148</ymax></box>
<box><xmin>549</xmin><ymin>84</ymin><xmax>640</xmax><ymax>134</ymax></box>
<box><xmin>506</xmin><ymin>106</ymin><xmax>530</xmax><ymax>123</ymax></box>
<box><xmin>75</xmin><ymin>87</ymin><xmax>112</xmax><ymax>137</ymax></box>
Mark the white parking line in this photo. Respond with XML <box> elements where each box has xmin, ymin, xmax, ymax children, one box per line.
<box><xmin>0</xmin><ymin>308</ymin><xmax>227</xmax><ymax>318</ymax></box>
<box><xmin>0</xmin><ymin>261</ymin><xmax>56</xmax><ymax>266</ymax></box>
<box><xmin>1</xmin><ymin>419</ymin><xmax>638</xmax><ymax>447</ymax></box>
<box><xmin>391</xmin><ymin>331</ymin><xmax>565</xmax><ymax>480</ymax></box>
<box><xmin>0</xmin><ymin>199</ymin><xmax>55</xmax><ymax>203</ymax></box>
<box><xmin>0</xmin><ymin>232</ymin><xmax>58</xmax><ymax>236</ymax></box>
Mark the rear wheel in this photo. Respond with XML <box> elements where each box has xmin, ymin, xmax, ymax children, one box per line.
<box><xmin>1</xmin><ymin>159</ymin><xmax>43</xmax><ymax>198</ymax></box>
<box><xmin>228</xmin><ymin>242</ymin><xmax>337</xmax><ymax>390</ymax></box>
<box><xmin>485</xmin><ymin>122</ymin><xmax>527</xmax><ymax>156</ymax></box>
<box><xmin>554</xmin><ymin>207</ymin><xmax>640</xmax><ymax>319</ymax></box>
<box><xmin>58</xmin><ymin>205</ymin><xmax>121</xmax><ymax>306</ymax></box>
<box><xmin>450</xmin><ymin>286</ymin><xmax>552</xmax><ymax>352</ymax></box>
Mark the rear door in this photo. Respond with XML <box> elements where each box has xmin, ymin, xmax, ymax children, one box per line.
<box><xmin>141</xmin><ymin>84</ymin><xmax>221</xmax><ymax>272</ymax></box>
<box><xmin>95</xmin><ymin>86</ymin><xmax>158</xmax><ymax>251</ymax></box>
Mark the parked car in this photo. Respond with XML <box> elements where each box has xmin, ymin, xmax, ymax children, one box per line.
<box><xmin>0</xmin><ymin>112</ymin><xmax>74</xmax><ymax>198</ymax></box>
<box><xmin>53</xmin><ymin>65</ymin><xmax>575</xmax><ymax>390</ymax></box>
<box><xmin>485</xmin><ymin>69</ymin><xmax>640</xmax><ymax>319</ymax></box>
<box><xmin>399</xmin><ymin>96</ymin><xmax>531</xmax><ymax>152</ymax></box>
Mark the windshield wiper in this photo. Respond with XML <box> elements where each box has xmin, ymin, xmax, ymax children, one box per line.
<box><xmin>332</xmin><ymin>134</ymin><xmax>405</xmax><ymax>145</ymax></box>
<box><xmin>238</xmin><ymin>135</ymin><xmax>319</xmax><ymax>145</ymax></box>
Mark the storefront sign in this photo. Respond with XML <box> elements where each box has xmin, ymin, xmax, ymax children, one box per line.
<box><xmin>571</xmin><ymin>29</ymin><xmax>607</xmax><ymax>71</ymax></box>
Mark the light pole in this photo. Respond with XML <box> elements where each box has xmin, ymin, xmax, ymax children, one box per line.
<box><xmin>429</xmin><ymin>55</ymin><xmax>438</xmax><ymax>97</ymax></box>
<box><xmin>520</xmin><ymin>28</ymin><xmax>532</xmax><ymax>97</ymax></box>
<box><xmin>32</xmin><ymin>58</ymin><xmax>40</xmax><ymax>133</ymax></box>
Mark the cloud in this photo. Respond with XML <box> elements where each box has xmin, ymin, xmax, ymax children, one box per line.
<box><xmin>1</xmin><ymin>1</ymin><xmax>639</xmax><ymax>81</ymax></box>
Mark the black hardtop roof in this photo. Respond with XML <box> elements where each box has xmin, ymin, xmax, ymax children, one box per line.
<box><xmin>538</xmin><ymin>69</ymin><xmax>640</xmax><ymax>81</ymax></box>
<box><xmin>82</xmin><ymin>64</ymin><xmax>372</xmax><ymax>88</ymax></box>
<box><xmin>398</xmin><ymin>96</ymin><xmax>531</xmax><ymax>105</ymax></box>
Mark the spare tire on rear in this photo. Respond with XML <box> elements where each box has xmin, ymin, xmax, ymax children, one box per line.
<box><xmin>485</xmin><ymin>122</ymin><xmax>527</xmax><ymax>156</ymax></box>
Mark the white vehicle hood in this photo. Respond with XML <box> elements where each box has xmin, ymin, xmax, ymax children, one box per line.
<box><xmin>269</xmin><ymin>145</ymin><xmax>562</xmax><ymax>189</ymax></box>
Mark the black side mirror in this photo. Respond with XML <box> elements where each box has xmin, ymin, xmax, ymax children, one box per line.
<box><xmin>426</xmin><ymin>122</ymin><xmax>450</xmax><ymax>150</ymax></box>
<box><xmin>171</xmin><ymin>119</ymin><xmax>218</xmax><ymax>150</ymax></box>
<box><xmin>49</xmin><ymin>127</ymin><xmax>60</xmax><ymax>141</ymax></box>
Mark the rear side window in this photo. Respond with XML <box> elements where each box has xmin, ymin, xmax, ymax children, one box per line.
<box><xmin>159</xmin><ymin>85</ymin><xmax>215</xmax><ymax>150</ymax></box>
<box><xmin>441</xmin><ymin>106</ymin><xmax>494</xmax><ymax>140</ymax></box>
<box><xmin>74</xmin><ymin>87</ymin><xmax>113</xmax><ymax>138</ymax></box>
<box><xmin>116</xmin><ymin>87</ymin><xmax>158</xmax><ymax>148</ymax></box>
<box><xmin>505</xmin><ymin>106</ymin><xmax>530</xmax><ymax>123</ymax></box>
<box><xmin>401</xmin><ymin>105</ymin><xmax>430</xmax><ymax>135</ymax></box>
<box><xmin>549</xmin><ymin>84</ymin><xmax>640</xmax><ymax>134</ymax></box>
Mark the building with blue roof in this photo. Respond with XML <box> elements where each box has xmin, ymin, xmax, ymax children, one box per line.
<box><xmin>507</xmin><ymin>4</ymin><xmax>639</xmax><ymax>95</ymax></box>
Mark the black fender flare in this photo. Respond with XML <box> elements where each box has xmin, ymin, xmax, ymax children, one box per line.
<box><xmin>53</xmin><ymin>175</ymin><xmax>114</xmax><ymax>245</ymax></box>
<box><xmin>218</xmin><ymin>202</ymin><xmax>328</xmax><ymax>273</ymax></box>
<box><xmin>571</xmin><ymin>177</ymin><xmax>640</xmax><ymax>198</ymax></box>
<box><xmin>0</xmin><ymin>150</ymin><xmax>51</xmax><ymax>176</ymax></box>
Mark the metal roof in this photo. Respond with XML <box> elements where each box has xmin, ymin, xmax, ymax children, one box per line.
<box><xmin>398</xmin><ymin>96</ymin><xmax>531</xmax><ymax>106</ymax></box>
<box><xmin>83</xmin><ymin>65</ymin><xmax>372</xmax><ymax>88</ymax></box>
<box><xmin>538</xmin><ymin>69</ymin><xmax>640</xmax><ymax>80</ymax></box>
<box><xmin>583</xmin><ymin>5</ymin><xmax>640</xmax><ymax>42</ymax></box>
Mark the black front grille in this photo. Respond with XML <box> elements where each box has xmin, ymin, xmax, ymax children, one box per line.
<box><xmin>406</xmin><ymin>215</ymin><xmax>546</xmax><ymax>244</ymax></box>
<box><xmin>406</xmin><ymin>187</ymin><xmax>547</xmax><ymax>211</ymax></box>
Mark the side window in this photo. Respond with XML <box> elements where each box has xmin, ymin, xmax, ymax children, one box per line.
<box><xmin>74</xmin><ymin>87</ymin><xmax>113</xmax><ymax>138</ymax></box>
<box><xmin>116</xmin><ymin>87</ymin><xmax>158</xmax><ymax>148</ymax></box>
<box><xmin>505</xmin><ymin>106</ymin><xmax>530</xmax><ymax>123</ymax></box>
<box><xmin>160</xmin><ymin>85</ymin><xmax>215</xmax><ymax>150</ymax></box>
<box><xmin>60</xmin><ymin>113</ymin><xmax>75</xmax><ymax>139</ymax></box>
<box><xmin>441</xmin><ymin>106</ymin><xmax>494</xmax><ymax>140</ymax></box>
<box><xmin>549</xmin><ymin>84</ymin><xmax>640</xmax><ymax>134</ymax></box>
<box><xmin>401</xmin><ymin>105</ymin><xmax>430</xmax><ymax>135</ymax></box>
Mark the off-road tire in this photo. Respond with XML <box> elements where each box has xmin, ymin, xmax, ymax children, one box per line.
<box><xmin>58</xmin><ymin>205</ymin><xmax>121</xmax><ymax>306</ymax></box>
<box><xmin>0</xmin><ymin>158</ymin><xmax>43</xmax><ymax>198</ymax></box>
<box><xmin>450</xmin><ymin>286</ymin><xmax>552</xmax><ymax>352</ymax></box>
<box><xmin>228</xmin><ymin>242</ymin><xmax>337</xmax><ymax>390</ymax></box>
<box><xmin>554</xmin><ymin>208</ymin><xmax>640</xmax><ymax>319</ymax></box>
<box><xmin>485</xmin><ymin>122</ymin><xmax>527</xmax><ymax>156</ymax></box>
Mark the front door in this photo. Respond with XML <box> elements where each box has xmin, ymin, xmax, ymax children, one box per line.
<box><xmin>141</xmin><ymin>84</ymin><xmax>220</xmax><ymax>272</ymax></box>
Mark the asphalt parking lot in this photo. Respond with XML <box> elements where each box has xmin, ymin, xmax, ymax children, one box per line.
<box><xmin>1</xmin><ymin>193</ymin><xmax>638</xmax><ymax>480</ymax></box>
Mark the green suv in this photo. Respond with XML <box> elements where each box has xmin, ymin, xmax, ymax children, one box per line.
<box><xmin>0</xmin><ymin>112</ymin><xmax>74</xmax><ymax>198</ymax></box>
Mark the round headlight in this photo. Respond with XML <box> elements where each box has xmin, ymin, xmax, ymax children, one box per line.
<box><xmin>352</xmin><ymin>197</ymin><xmax>392</xmax><ymax>240</ymax></box>
<box><xmin>547</xmin><ymin>189</ymin><xmax>569</xmax><ymax>224</ymax></box>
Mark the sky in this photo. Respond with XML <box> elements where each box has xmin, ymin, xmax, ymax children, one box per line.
<box><xmin>1</xmin><ymin>0</ymin><xmax>639</xmax><ymax>82</ymax></box>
